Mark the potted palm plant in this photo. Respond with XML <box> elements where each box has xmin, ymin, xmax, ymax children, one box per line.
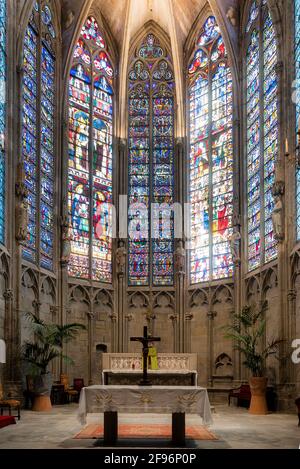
<box><xmin>224</xmin><ymin>305</ymin><xmax>282</xmax><ymax>415</ymax></box>
<box><xmin>22</xmin><ymin>312</ymin><xmax>86</xmax><ymax>411</ymax></box>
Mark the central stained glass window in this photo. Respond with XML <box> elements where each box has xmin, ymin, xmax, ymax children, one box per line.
<box><xmin>68</xmin><ymin>16</ymin><xmax>114</xmax><ymax>282</ymax></box>
<box><xmin>128</xmin><ymin>34</ymin><xmax>175</xmax><ymax>286</ymax></box>
<box><xmin>188</xmin><ymin>16</ymin><xmax>234</xmax><ymax>284</ymax></box>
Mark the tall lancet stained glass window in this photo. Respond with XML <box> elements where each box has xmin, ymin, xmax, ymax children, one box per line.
<box><xmin>68</xmin><ymin>16</ymin><xmax>113</xmax><ymax>282</ymax></box>
<box><xmin>246</xmin><ymin>0</ymin><xmax>278</xmax><ymax>270</ymax></box>
<box><xmin>22</xmin><ymin>1</ymin><xmax>56</xmax><ymax>269</ymax></box>
<box><xmin>128</xmin><ymin>34</ymin><xmax>175</xmax><ymax>286</ymax></box>
<box><xmin>0</xmin><ymin>0</ymin><xmax>6</xmax><ymax>243</ymax></box>
<box><xmin>295</xmin><ymin>0</ymin><xmax>300</xmax><ymax>238</ymax></box>
<box><xmin>188</xmin><ymin>16</ymin><xmax>233</xmax><ymax>284</ymax></box>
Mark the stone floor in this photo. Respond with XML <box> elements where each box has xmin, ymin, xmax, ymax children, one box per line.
<box><xmin>0</xmin><ymin>404</ymin><xmax>299</xmax><ymax>449</ymax></box>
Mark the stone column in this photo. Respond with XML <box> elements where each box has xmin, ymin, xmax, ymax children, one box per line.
<box><xmin>184</xmin><ymin>312</ymin><xmax>193</xmax><ymax>353</ymax></box>
<box><xmin>109</xmin><ymin>313</ymin><xmax>118</xmax><ymax>353</ymax></box>
<box><xmin>207</xmin><ymin>310</ymin><xmax>217</xmax><ymax>387</ymax></box>
<box><xmin>50</xmin><ymin>306</ymin><xmax>59</xmax><ymax>380</ymax></box>
<box><xmin>175</xmin><ymin>239</ymin><xmax>186</xmax><ymax>353</ymax></box>
<box><xmin>116</xmin><ymin>240</ymin><xmax>126</xmax><ymax>352</ymax></box>
<box><xmin>87</xmin><ymin>312</ymin><xmax>95</xmax><ymax>385</ymax></box>
<box><xmin>124</xmin><ymin>314</ymin><xmax>133</xmax><ymax>352</ymax></box>
<box><xmin>287</xmin><ymin>290</ymin><xmax>297</xmax><ymax>384</ymax></box>
<box><xmin>168</xmin><ymin>314</ymin><xmax>178</xmax><ymax>353</ymax></box>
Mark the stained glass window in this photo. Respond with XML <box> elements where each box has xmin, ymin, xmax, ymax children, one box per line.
<box><xmin>22</xmin><ymin>1</ymin><xmax>56</xmax><ymax>269</ymax></box>
<box><xmin>295</xmin><ymin>0</ymin><xmax>300</xmax><ymax>238</ymax></box>
<box><xmin>68</xmin><ymin>17</ymin><xmax>113</xmax><ymax>282</ymax></box>
<box><xmin>246</xmin><ymin>1</ymin><xmax>278</xmax><ymax>270</ymax></box>
<box><xmin>0</xmin><ymin>0</ymin><xmax>6</xmax><ymax>244</ymax></box>
<box><xmin>188</xmin><ymin>16</ymin><xmax>233</xmax><ymax>284</ymax></box>
<box><xmin>128</xmin><ymin>34</ymin><xmax>175</xmax><ymax>286</ymax></box>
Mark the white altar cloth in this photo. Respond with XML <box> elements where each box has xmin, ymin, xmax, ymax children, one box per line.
<box><xmin>78</xmin><ymin>385</ymin><xmax>213</xmax><ymax>426</ymax></box>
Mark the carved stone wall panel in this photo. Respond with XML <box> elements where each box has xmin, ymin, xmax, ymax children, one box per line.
<box><xmin>20</xmin><ymin>269</ymin><xmax>38</xmax><ymax>345</ymax></box>
<box><xmin>40</xmin><ymin>276</ymin><xmax>56</xmax><ymax>323</ymax></box>
<box><xmin>67</xmin><ymin>286</ymin><xmax>90</xmax><ymax>384</ymax></box>
<box><xmin>189</xmin><ymin>289</ymin><xmax>209</xmax><ymax>385</ymax></box>
<box><xmin>211</xmin><ymin>287</ymin><xmax>234</xmax><ymax>381</ymax></box>
<box><xmin>92</xmin><ymin>289</ymin><xmax>114</xmax><ymax>383</ymax></box>
<box><xmin>127</xmin><ymin>291</ymin><xmax>149</xmax><ymax>353</ymax></box>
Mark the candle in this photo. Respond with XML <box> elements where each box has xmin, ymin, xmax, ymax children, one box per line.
<box><xmin>285</xmin><ymin>138</ymin><xmax>289</xmax><ymax>154</ymax></box>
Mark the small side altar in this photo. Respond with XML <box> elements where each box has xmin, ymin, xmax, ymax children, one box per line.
<box><xmin>102</xmin><ymin>353</ymin><xmax>198</xmax><ymax>386</ymax></box>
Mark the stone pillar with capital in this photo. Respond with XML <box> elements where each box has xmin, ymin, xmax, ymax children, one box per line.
<box><xmin>109</xmin><ymin>313</ymin><xmax>118</xmax><ymax>353</ymax></box>
<box><xmin>124</xmin><ymin>314</ymin><xmax>133</xmax><ymax>352</ymax></box>
<box><xmin>207</xmin><ymin>310</ymin><xmax>217</xmax><ymax>387</ymax></box>
<box><xmin>168</xmin><ymin>314</ymin><xmax>178</xmax><ymax>353</ymax></box>
<box><xmin>184</xmin><ymin>312</ymin><xmax>193</xmax><ymax>353</ymax></box>
<box><xmin>87</xmin><ymin>312</ymin><xmax>95</xmax><ymax>385</ymax></box>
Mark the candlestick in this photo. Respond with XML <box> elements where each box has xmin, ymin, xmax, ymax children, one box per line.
<box><xmin>285</xmin><ymin>138</ymin><xmax>289</xmax><ymax>155</ymax></box>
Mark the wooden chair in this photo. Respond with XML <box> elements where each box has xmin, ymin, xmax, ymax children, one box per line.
<box><xmin>0</xmin><ymin>384</ymin><xmax>21</xmax><ymax>420</ymax></box>
<box><xmin>228</xmin><ymin>384</ymin><xmax>251</xmax><ymax>408</ymax></box>
<box><xmin>60</xmin><ymin>374</ymin><xmax>78</xmax><ymax>403</ymax></box>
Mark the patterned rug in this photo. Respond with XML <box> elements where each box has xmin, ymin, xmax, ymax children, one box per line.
<box><xmin>74</xmin><ymin>424</ymin><xmax>218</xmax><ymax>440</ymax></box>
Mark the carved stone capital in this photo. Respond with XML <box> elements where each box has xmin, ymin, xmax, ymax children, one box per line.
<box><xmin>175</xmin><ymin>137</ymin><xmax>184</xmax><ymax>150</ymax></box>
<box><xmin>109</xmin><ymin>313</ymin><xmax>117</xmax><ymax>323</ymax></box>
<box><xmin>3</xmin><ymin>289</ymin><xmax>13</xmax><ymax>301</ymax></box>
<box><xmin>207</xmin><ymin>310</ymin><xmax>217</xmax><ymax>320</ymax></box>
<box><xmin>15</xmin><ymin>181</ymin><xmax>28</xmax><ymax>199</ymax></box>
<box><xmin>87</xmin><ymin>311</ymin><xmax>95</xmax><ymax>320</ymax></box>
<box><xmin>32</xmin><ymin>300</ymin><xmax>41</xmax><ymax>313</ymax></box>
<box><xmin>50</xmin><ymin>305</ymin><xmax>58</xmax><ymax>316</ymax></box>
<box><xmin>275</xmin><ymin>61</ymin><xmax>283</xmax><ymax>74</ymax></box>
<box><xmin>185</xmin><ymin>312</ymin><xmax>194</xmax><ymax>321</ymax></box>
<box><xmin>272</xmin><ymin>180</ymin><xmax>285</xmax><ymax>197</ymax></box>
<box><xmin>125</xmin><ymin>314</ymin><xmax>133</xmax><ymax>322</ymax></box>
<box><xmin>118</xmin><ymin>138</ymin><xmax>127</xmax><ymax>152</ymax></box>
<box><xmin>168</xmin><ymin>314</ymin><xmax>178</xmax><ymax>322</ymax></box>
<box><xmin>287</xmin><ymin>290</ymin><xmax>297</xmax><ymax>302</ymax></box>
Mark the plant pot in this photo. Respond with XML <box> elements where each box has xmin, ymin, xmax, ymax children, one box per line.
<box><xmin>249</xmin><ymin>377</ymin><xmax>268</xmax><ymax>415</ymax></box>
<box><xmin>32</xmin><ymin>372</ymin><xmax>53</xmax><ymax>412</ymax></box>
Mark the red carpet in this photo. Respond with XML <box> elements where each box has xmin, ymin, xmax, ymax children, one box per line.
<box><xmin>0</xmin><ymin>416</ymin><xmax>16</xmax><ymax>429</ymax></box>
<box><xmin>74</xmin><ymin>424</ymin><xmax>217</xmax><ymax>440</ymax></box>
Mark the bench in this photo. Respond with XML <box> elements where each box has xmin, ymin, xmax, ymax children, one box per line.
<box><xmin>228</xmin><ymin>384</ymin><xmax>251</xmax><ymax>407</ymax></box>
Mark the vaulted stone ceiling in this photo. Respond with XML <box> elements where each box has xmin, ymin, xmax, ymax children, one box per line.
<box><xmin>61</xmin><ymin>0</ymin><xmax>240</xmax><ymax>136</ymax></box>
<box><xmin>62</xmin><ymin>0</ymin><xmax>240</xmax><ymax>60</ymax></box>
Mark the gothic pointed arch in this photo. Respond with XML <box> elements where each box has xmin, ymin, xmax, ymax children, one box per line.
<box><xmin>127</xmin><ymin>24</ymin><xmax>176</xmax><ymax>287</ymax></box>
<box><xmin>20</xmin><ymin>0</ymin><xmax>59</xmax><ymax>270</ymax></box>
<box><xmin>187</xmin><ymin>14</ymin><xmax>234</xmax><ymax>284</ymax></box>
<box><xmin>244</xmin><ymin>0</ymin><xmax>279</xmax><ymax>271</ymax></box>
<box><xmin>67</xmin><ymin>13</ymin><xmax>115</xmax><ymax>283</ymax></box>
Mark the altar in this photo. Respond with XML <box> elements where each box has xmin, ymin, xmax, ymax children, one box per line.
<box><xmin>78</xmin><ymin>385</ymin><xmax>213</xmax><ymax>446</ymax></box>
<box><xmin>102</xmin><ymin>353</ymin><xmax>198</xmax><ymax>386</ymax></box>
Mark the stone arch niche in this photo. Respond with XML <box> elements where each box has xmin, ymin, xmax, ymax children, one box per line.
<box><xmin>40</xmin><ymin>276</ymin><xmax>56</xmax><ymax>324</ymax></box>
<box><xmin>210</xmin><ymin>286</ymin><xmax>234</xmax><ymax>384</ymax></box>
<box><xmin>262</xmin><ymin>268</ymin><xmax>279</xmax><ymax>386</ymax></box>
<box><xmin>152</xmin><ymin>292</ymin><xmax>175</xmax><ymax>353</ymax></box>
<box><xmin>189</xmin><ymin>289</ymin><xmax>209</xmax><ymax>385</ymax></box>
<box><xmin>127</xmin><ymin>291</ymin><xmax>149</xmax><ymax>353</ymax></box>
<box><xmin>66</xmin><ymin>285</ymin><xmax>90</xmax><ymax>384</ymax></box>
<box><xmin>20</xmin><ymin>269</ymin><xmax>39</xmax><ymax>344</ymax></box>
<box><xmin>92</xmin><ymin>289</ymin><xmax>113</xmax><ymax>383</ymax></box>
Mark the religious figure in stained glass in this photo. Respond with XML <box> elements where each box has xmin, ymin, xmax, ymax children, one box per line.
<box><xmin>128</xmin><ymin>33</ymin><xmax>175</xmax><ymax>286</ymax></box>
<box><xmin>68</xmin><ymin>16</ymin><xmax>113</xmax><ymax>282</ymax></box>
<box><xmin>188</xmin><ymin>16</ymin><xmax>233</xmax><ymax>284</ymax></box>
<box><xmin>21</xmin><ymin>1</ymin><xmax>56</xmax><ymax>270</ymax></box>
<box><xmin>246</xmin><ymin>0</ymin><xmax>278</xmax><ymax>270</ymax></box>
<box><xmin>0</xmin><ymin>0</ymin><xmax>6</xmax><ymax>244</ymax></box>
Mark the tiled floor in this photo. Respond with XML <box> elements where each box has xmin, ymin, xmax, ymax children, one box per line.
<box><xmin>0</xmin><ymin>404</ymin><xmax>299</xmax><ymax>449</ymax></box>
